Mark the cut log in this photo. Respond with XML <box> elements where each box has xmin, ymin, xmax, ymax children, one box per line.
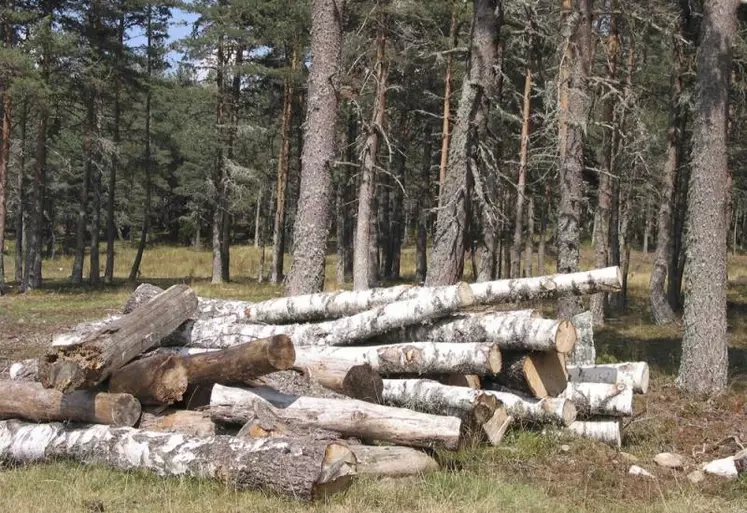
<box><xmin>376</xmin><ymin>312</ymin><xmax>577</xmax><ymax>354</ymax></box>
<box><xmin>8</xmin><ymin>359</ymin><xmax>38</xmax><ymax>381</ymax></box>
<box><xmin>561</xmin><ymin>382</ymin><xmax>633</xmax><ymax>417</ymax></box>
<box><xmin>437</xmin><ymin>374</ymin><xmax>482</xmax><ymax>389</ymax></box>
<box><xmin>566</xmin><ymin>362</ymin><xmax>649</xmax><ymax>394</ymax></box>
<box><xmin>38</xmin><ymin>284</ymin><xmax>198</xmax><ymax>392</ymax></box>
<box><xmin>0</xmin><ymin>379</ymin><xmax>141</xmax><ymax>426</ymax></box>
<box><xmin>138</xmin><ymin>409</ymin><xmax>216</xmax><ymax>437</ymax></box>
<box><xmin>567</xmin><ymin>418</ymin><xmax>622</xmax><ymax>447</ymax></box>
<box><xmin>108</xmin><ymin>354</ymin><xmax>188</xmax><ymax>405</ymax></box>
<box><xmin>486</xmin><ymin>351</ymin><xmax>568</xmax><ymax>398</ymax></box>
<box><xmin>206</xmin><ymin>384</ymin><xmax>463</xmax><ymax>450</ymax></box>
<box><xmin>180</xmin><ymin>282</ymin><xmax>476</xmax><ymax>348</ymax></box>
<box><xmin>482</xmin><ymin>389</ymin><xmax>577</xmax><ymax>426</ymax></box>
<box><xmin>294</xmin><ymin>342</ymin><xmax>502</xmax><ymax>376</ymax></box>
<box><xmin>482</xmin><ymin>408</ymin><xmax>514</xmax><ymax>446</ymax></box>
<box><xmin>224</xmin><ymin>400</ymin><xmax>341</xmax><ymax>441</ymax></box>
<box><xmin>567</xmin><ymin>311</ymin><xmax>595</xmax><ymax>366</ymax></box>
<box><xmin>351</xmin><ymin>445</ymin><xmax>439</xmax><ymax>477</ymax></box>
<box><xmin>0</xmin><ymin>419</ymin><xmax>356</xmax><ymax>500</ymax></box>
<box><xmin>292</xmin><ymin>352</ymin><xmax>383</xmax><ymax>402</ymax></box>
<box><xmin>250</xmin><ymin>370</ymin><xmax>353</xmax><ymax>401</ymax></box>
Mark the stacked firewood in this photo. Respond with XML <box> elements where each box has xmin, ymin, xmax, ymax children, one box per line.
<box><xmin>0</xmin><ymin>266</ymin><xmax>649</xmax><ymax>501</ymax></box>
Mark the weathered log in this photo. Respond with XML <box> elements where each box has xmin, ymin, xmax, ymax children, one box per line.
<box><xmin>294</xmin><ymin>342</ymin><xmax>502</xmax><ymax>376</ymax></box>
<box><xmin>206</xmin><ymin>384</ymin><xmax>463</xmax><ymax>450</ymax></box>
<box><xmin>0</xmin><ymin>419</ymin><xmax>356</xmax><ymax>500</ymax></box>
<box><xmin>51</xmin><ymin>315</ymin><xmax>122</xmax><ymax>347</ymax></box>
<box><xmin>567</xmin><ymin>418</ymin><xmax>622</xmax><ymax>447</ymax></box>
<box><xmin>108</xmin><ymin>354</ymin><xmax>188</xmax><ymax>405</ymax></box>
<box><xmin>561</xmin><ymin>382</ymin><xmax>633</xmax><ymax>417</ymax></box>
<box><xmin>38</xmin><ymin>284</ymin><xmax>198</xmax><ymax>392</ymax></box>
<box><xmin>179</xmin><ymin>282</ymin><xmax>476</xmax><ymax>348</ymax></box>
<box><xmin>351</xmin><ymin>445</ymin><xmax>439</xmax><ymax>477</ymax></box>
<box><xmin>566</xmin><ymin>362</ymin><xmax>649</xmax><ymax>394</ymax></box>
<box><xmin>292</xmin><ymin>352</ymin><xmax>383</xmax><ymax>402</ymax></box>
<box><xmin>376</xmin><ymin>312</ymin><xmax>577</xmax><ymax>353</ymax></box>
<box><xmin>0</xmin><ymin>380</ymin><xmax>141</xmax><ymax>426</ymax></box>
<box><xmin>8</xmin><ymin>359</ymin><xmax>38</xmax><ymax>381</ymax></box>
<box><xmin>250</xmin><ymin>370</ymin><xmax>353</xmax><ymax>401</ymax></box>
<box><xmin>486</xmin><ymin>351</ymin><xmax>567</xmax><ymax>398</ymax></box>
<box><xmin>567</xmin><ymin>311</ymin><xmax>595</xmax><ymax>366</ymax></box>
<box><xmin>138</xmin><ymin>409</ymin><xmax>216</xmax><ymax>437</ymax></box>
<box><xmin>482</xmin><ymin>389</ymin><xmax>577</xmax><ymax>426</ymax></box>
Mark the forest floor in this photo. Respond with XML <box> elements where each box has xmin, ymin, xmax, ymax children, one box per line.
<box><xmin>3</xmin><ymin>243</ymin><xmax>747</xmax><ymax>513</ymax></box>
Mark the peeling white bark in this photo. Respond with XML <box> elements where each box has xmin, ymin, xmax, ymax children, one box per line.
<box><xmin>561</xmin><ymin>382</ymin><xmax>633</xmax><ymax>417</ymax></box>
<box><xmin>567</xmin><ymin>362</ymin><xmax>649</xmax><ymax>394</ymax></box>
<box><xmin>567</xmin><ymin>311</ymin><xmax>595</xmax><ymax>366</ymax></box>
<box><xmin>482</xmin><ymin>389</ymin><xmax>576</xmax><ymax>426</ymax></box>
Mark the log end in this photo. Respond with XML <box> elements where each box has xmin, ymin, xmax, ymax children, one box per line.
<box><xmin>524</xmin><ymin>352</ymin><xmax>568</xmax><ymax>398</ymax></box>
<box><xmin>487</xmin><ymin>345</ymin><xmax>502</xmax><ymax>374</ymax></box>
<box><xmin>472</xmin><ymin>392</ymin><xmax>501</xmax><ymax>425</ymax></box>
<box><xmin>612</xmin><ymin>266</ymin><xmax>623</xmax><ymax>290</ymax></box>
<box><xmin>313</xmin><ymin>442</ymin><xmax>357</xmax><ymax>500</ymax></box>
<box><xmin>455</xmin><ymin>282</ymin><xmax>477</xmax><ymax>307</ymax></box>
<box><xmin>557</xmin><ymin>400</ymin><xmax>577</xmax><ymax>426</ymax></box>
<box><xmin>267</xmin><ymin>335</ymin><xmax>296</xmax><ymax>370</ymax></box>
<box><xmin>107</xmin><ymin>393</ymin><xmax>143</xmax><ymax>427</ymax></box>
<box><xmin>341</xmin><ymin>364</ymin><xmax>384</xmax><ymax>403</ymax></box>
<box><xmin>633</xmin><ymin>362</ymin><xmax>650</xmax><ymax>394</ymax></box>
<box><xmin>37</xmin><ymin>355</ymin><xmax>87</xmax><ymax>393</ymax></box>
<box><xmin>482</xmin><ymin>408</ymin><xmax>513</xmax><ymax>446</ymax></box>
<box><xmin>555</xmin><ymin>320</ymin><xmax>578</xmax><ymax>354</ymax></box>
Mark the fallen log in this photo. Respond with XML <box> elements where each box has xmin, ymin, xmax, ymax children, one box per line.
<box><xmin>486</xmin><ymin>351</ymin><xmax>567</xmax><ymax>398</ymax></box>
<box><xmin>291</xmin><ymin>353</ymin><xmax>383</xmax><ymax>402</ymax></box>
<box><xmin>482</xmin><ymin>389</ymin><xmax>577</xmax><ymax>426</ymax></box>
<box><xmin>567</xmin><ymin>311</ymin><xmax>595</xmax><ymax>366</ymax></box>
<box><xmin>351</xmin><ymin>445</ymin><xmax>439</xmax><ymax>477</ymax></box>
<box><xmin>294</xmin><ymin>342</ymin><xmax>502</xmax><ymax>376</ymax></box>
<box><xmin>566</xmin><ymin>362</ymin><xmax>649</xmax><ymax>394</ymax></box>
<box><xmin>206</xmin><ymin>384</ymin><xmax>463</xmax><ymax>450</ymax></box>
<box><xmin>567</xmin><ymin>418</ymin><xmax>622</xmax><ymax>447</ymax></box>
<box><xmin>561</xmin><ymin>382</ymin><xmax>633</xmax><ymax>418</ymax></box>
<box><xmin>51</xmin><ymin>315</ymin><xmax>122</xmax><ymax>347</ymax></box>
<box><xmin>376</xmin><ymin>312</ymin><xmax>577</xmax><ymax>353</ymax></box>
<box><xmin>180</xmin><ymin>282</ymin><xmax>476</xmax><ymax>348</ymax></box>
<box><xmin>0</xmin><ymin>419</ymin><xmax>356</xmax><ymax>500</ymax></box>
<box><xmin>138</xmin><ymin>409</ymin><xmax>216</xmax><ymax>437</ymax></box>
<box><xmin>38</xmin><ymin>284</ymin><xmax>198</xmax><ymax>392</ymax></box>
<box><xmin>0</xmin><ymin>380</ymin><xmax>141</xmax><ymax>426</ymax></box>
<box><xmin>108</xmin><ymin>354</ymin><xmax>188</xmax><ymax>405</ymax></box>
<box><xmin>8</xmin><ymin>359</ymin><xmax>38</xmax><ymax>381</ymax></box>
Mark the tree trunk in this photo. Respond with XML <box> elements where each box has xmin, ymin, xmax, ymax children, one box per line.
<box><xmin>568</xmin><ymin>418</ymin><xmax>621</xmax><ymax>447</ymax></box>
<box><xmin>211</xmin><ymin>34</ymin><xmax>227</xmax><ymax>284</ymax></box>
<box><xmin>294</xmin><ymin>342</ymin><xmax>502</xmax><ymax>376</ymax></box>
<box><xmin>537</xmin><ymin>184</ymin><xmax>549</xmax><ymax>275</ymax></box>
<box><xmin>351</xmin><ymin>445</ymin><xmax>439</xmax><ymax>477</ymax></box>
<box><xmin>438</xmin><ymin>4</ymin><xmax>458</xmax><ymax>194</ymax></box>
<box><xmin>416</xmin><ymin>126</ymin><xmax>432</xmax><ymax>283</ymax></box>
<box><xmin>561</xmin><ymin>382</ymin><xmax>633</xmax><ymax>417</ymax></box>
<box><xmin>14</xmin><ymin>101</ymin><xmax>27</xmax><ymax>284</ymax></box>
<box><xmin>524</xmin><ymin>196</ymin><xmax>534</xmax><ymax>277</ymax></box>
<box><xmin>0</xmin><ymin>380</ymin><xmax>141</xmax><ymax>426</ymax></box>
<box><xmin>556</xmin><ymin>0</ymin><xmax>593</xmax><ymax>319</ymax></box>
<box><xmin>89</xmin><ymin>93</ymin><xmax>103</xmax><ymax>285</ymax></box>
<box><xmin>0</xmin><ymin>78</ymin><xmax>9</xmax><ymax>287</ymax></box>
<box><xmin>207</xmin><ymin>384</ymin><xmax>463</xmax><ymax>450</ymax></box>
<box><xmin>71</xmin><ymin>101</ymin><xmax>93</xmax><ymax>284</ymax></box>
<box><xmin>567</xmin><ymin>362</ymin><xmax>649</xmax><ymax>394</ymax></box>
<box><xmin>0</xmin><ymin>419</ymin><xmax>355</xmax><ymax>501</ymax></box>
<box><xmin>38</xmin><ymin>284</ymin><xmax>198</xmax><ymax>392</ymax></box>
<box><xmin>511</xmin><ymin>68</ymin><xmax>533</xmax><ymax>279</ymax></box>
<box><xmin>487</xmin><ymin>351</ymin><xmax>568</xmax><ymax>398</ymax></box>
<box><xmin>286</xmin><ymin>0</ymin><xmax>344</xmax><ymax>295</ymax></box>
<box><xmin>677</xmin><ymin>0</ymin><xmax>739</xmax><ymax>395</ymax></box>
<box><xmin>108</xmin><ymin>354</ymin><xmax>189</xmax><ymax>405</ymax></box>
<box><xmin>427</xmin><ymin>0</ymin><xmax>501</xmax><ymax>286</ymax></box>
<box><xmin>483</xmin><ymin>389</ymin><xmax>577</xmax><ymax>426</ymax></box>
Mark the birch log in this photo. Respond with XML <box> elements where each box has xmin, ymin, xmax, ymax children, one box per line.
<box><xmin>0</xmin><ymin>420</ymin><xmax>356</xmax><ymax>500</ymax></box>
<box><xmin>567</xmin><ymin>311</ymin><xmax>595</xmax><ymax>366</ymax></box>
<box><xmin>376</xmin><ymin>312</ymin><xmax>577</xmax><ymax>353</ymax></box>
<box><xmin>483</xmin><ymin>389</ymin><xmax>577</xmax><ymax>426</ymax></box>
<box><xmin>351</xmin><ymin>445</ymin><xmax>439</xmax><ymax>477</ymax></box>
<box><xmin>567</xmin><ymin>418</ymin><xmax>622</xmax><ymax>447</ymax></box>
<box><xmin>0</xmin><ymin>380</ymin><xmax>141</xmax><ymax>426</ymax></box>
<box><xmin>108</xmin><ymin>354</ymin><xmax>189</xmax><ymax>405</ymax></box>
<box><xmin>180</xmin><ymin>282</ymin><xmax>476</xmax><ymax>348</ymax></box>
<box><xmin>561</xmin><ymin>382</ymin><xmax>633</xmax><ymax>417</ymax></box>
<box><xmin>206</xmin><ymin>384</ymin><xmax>463</xmax><ymax>450</ymax></box>
<box><xmin>566</xmin><ymin>362</ymin><xmax>649</xmax><ymax>394</ymax></box>
<box><xmin>487</xmin><ymin>351</ymin><xmax>568</xmax><ymax>398</ymax></box>
<box><xmin>38</xmin><ymin>284</ymin><xmax>198</xmax><ymax>392</ymax></box>
<box><xmin>294</xmin><ymin>342</ymin><xmax>502</xmax><ymax>376</ymax></box>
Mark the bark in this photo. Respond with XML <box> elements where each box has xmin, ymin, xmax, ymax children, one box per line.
<box><xmin>286</xmin><ymin>0</ymin><xmax>344</xmax><ymax>295</ymax></box>
<box><xmin>561</xmin><ymin>382</ymin><xmax>633</xmax><ymax>417</ymax></box>
<box><xmin>677</xmin><ymin>0</ymin><xmax>739</xmax><ymax>395</ymax></box>
<box><xmin>0</xmin><ymin>420</ymin><xmax>356</xmax><ymax>501</ymax></box>
<box><xmin>294</xmin><ymin>342</ymin><xmax>502</xmax><ymax>376</ymax></box>
<box><xmin>291</xmin><ymin>353</ymin><xmax>383</xmax><ymax>402</ymax></box>
<box><xmin>271</xmin><ymin>46</ymin><xmax>298</xmax><ymax>285</ymax></box>
<box><xmin>0</xmin><ymin>380</ymin><xmax>141</xmax><ymax>426</ymax></box>
<box><xmin>38</xmin><ymin>284</ymin><xmax>198</xmax><ymax>392</ymax></box>
<box><xmin>71</xmin><ymin>100</ymin><xmax>93</xmax><ymax>284</ymax></box>
<box><xmin>351</xmin><ymin>445</ymin><xmax>439</xmax><ymax>477</ymax></box>
<box><xmin>427</xmin><ymin>0</ymin><xmax>501</xmax><ymax>286</ymax></box>
<box><xmin>207</xmin><ymin>384</ymin><xmax>463</xmax><ymax>450</ymax></box>
<box><xmin>438</xmin><ymin>4</ymin><xmax>458</xmax><ymax>192</ymax></box>
<box><xmin>567</xmin><ymin>310</ymin><xmax>595</xmax><ymax>366</ymax></box>
<box><xmin>416</xmin><ymin>125</ymin><xmax>432</xmax><ymax>283</ymax></box>
<box><xmin>25</xmin><ymin>69</ymin><xmax>48</xmax><ymax>289</ymax></box>
<box><xmin>211</xmin><ymin>34</ymin><xmax>227</xmax><ymax>284</ymax></box>
<box><xmin>511</xmin><ymin>68</ymin><xmax>533</xmax><ymax>279</ymax></box>
<box><xmin>556</xmin><ymin>0</ymin><xmax>593</xmax><ymax>319</ymax></box>
<box><xmin>483</xmin><ymin>389</ymin><xmax>577</xmax><ymax>426</ymax></box>
<box><xmin>568</xmin><ymin>418</ymin><xmax>622</xmax><ymax>447</ymax></box>
<box><xmin>14</xmin><ymin>100</ymin><xmax>27</xmax><ymax>284</ymax></box>
<box><xmin>537</xmin><ymin>184</ymin><xmax>549</xmax><ymax>275</ymax></box>
<box><xmin>138</xmin><ymin>409</ymin><xmax>216</xmax><ymax>437</ymax></box>
<box><xmin>0</xmin><ymin>36</ymin><xmax>10</xmax><ymax>285</ymax></box>
<box><xmin>524</xmin><ymin>196</ymin><xmax>534</xmax><ymax>277</ymax></box>
<box><xmin>254</xmin><ymin>184</ymin><xmax>263</xmax><ymax>248</ymax></box>
<box><xmin>89</xmin><ymin>92</ymin><xmax>103</xmax><ymax>284</ymax></box>
<box><xmin>108</xmin><ymin>354</ymin><xmax>189</xmax><ymax>405</ymax></box>
<box><xmin>567</xmin><ymin>362</ymin><xmax>649</xmax><ymax>394</ymax></box>
<box><xmin>8</xmin><ymin>359</ymin><xmax>38</xmax><ymax>381</ymax></box>
<box><xmin>487</xmin><ymin>351</ymin><xmax>568</xmax><ymax>398</ymax></box>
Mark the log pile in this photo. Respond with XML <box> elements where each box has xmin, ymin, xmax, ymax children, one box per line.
<box><xmin>1</xmin><ymin>266</ymin><xmax>652</xmax><ymax>500</ymax></box>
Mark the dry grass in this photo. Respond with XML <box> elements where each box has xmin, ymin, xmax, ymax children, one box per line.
<box><xmin>3</xmin><ymin>241</ymin><xmax>747</xmax><ymax>512</ymax></box>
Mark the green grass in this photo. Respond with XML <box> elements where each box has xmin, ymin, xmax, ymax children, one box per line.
<box><xmin>3</xmin><ymin>241</ymin><xmax>747</xmax><ymax>512</ymax></box>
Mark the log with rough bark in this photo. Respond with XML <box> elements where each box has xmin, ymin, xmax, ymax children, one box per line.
<box><xmin>108</xmin><ymin>354</ymin><xmax>188</xmax><ymax>405</ymax></box>
<box><xmin>0</xmin><ymin>419</ymin><xmax>356</xmax><ymax>500</ymax></box>
<box><xmin>180</xmin><ymin>282</ymin><xmax>476</xmax><ymax>348</ymax></box>
<box><xmin>51</xmin><ymin>315</ymin><xmax>122</xmax><ymax>347</ymax></box>
<box><xmin>291</xmin><ymin>352</ymin><xmax>383</xmax><ymax>402</ymax></box>
<box><xmin>206</xmin><ymin>384</ymin><xmax>463</xmax><ymax>450</ymax></box>
<box><xmin>561</xmin><ymin>382</ymin><xmax>633</xmax><ymax>417</ymax></box>
<box><xmin>138</xmin><ymin>409</ymin><xmax>216</xmax><ymax>437</ymax></box>
<box><xmin>567</xmin><ymin>311</ymin><xmax>595</xmax><ymax>366</ymax></box>
<box><xmin>483</xmin><ymin>389</ymin><xmax>577</xmax><ymax>426</ymax></box>
<box><xmin>294</xmin><ymin>342</ymin><xmax>502</xmax><ymax>376</ymax></box>
<box><xmin>8</xmin><ymin>359</ymin><xmax>38</xmax><ymax>381</ymax></box>
<box><xmin>487</xmin><ymin>351</ymin><xmax>568</xmax><ymax>398</ymax></box>
<box><xmin>38</xmin><ymin>284</ymin><xmax>198</xmax><ymax>392</ymax></box>
<box><xmin>377</xmin><ymin>312</ymin><xmax>577</xmax><ymax>353</ymax></box>
<box><xmin>567</xmin><ymin>362</ymin><xmax>649</xmax><ymax>394</ymax></box>
<box><xmin>567</xmin><ymin>418</ymin><xmax>622</xmax><ymax>447</ymax></box>
<box><xmin>0</xmin><ymin>380</ymin><xmax>141</xmax><ymax>426</ymax></box>
<box><xmin>351</xmin><ymin>445</ymin><xmax>439</xmax><ymax>477</ymax></box>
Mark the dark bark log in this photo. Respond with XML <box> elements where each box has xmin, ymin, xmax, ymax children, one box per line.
<box><xmin>108</xmin><ymin>354</ymin><xmax>188</xmax><ymax>406</ymax></box>
<box><xmin>292</xmin><ymin>352</ymin><xmax>383</xmax><ymax>402</ymax></box>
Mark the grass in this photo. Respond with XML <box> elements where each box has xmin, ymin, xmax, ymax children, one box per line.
<box><xmin>3</xmin><ymin>240</ymin><xmax>747</xmax><ymax>512</ymax></box>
